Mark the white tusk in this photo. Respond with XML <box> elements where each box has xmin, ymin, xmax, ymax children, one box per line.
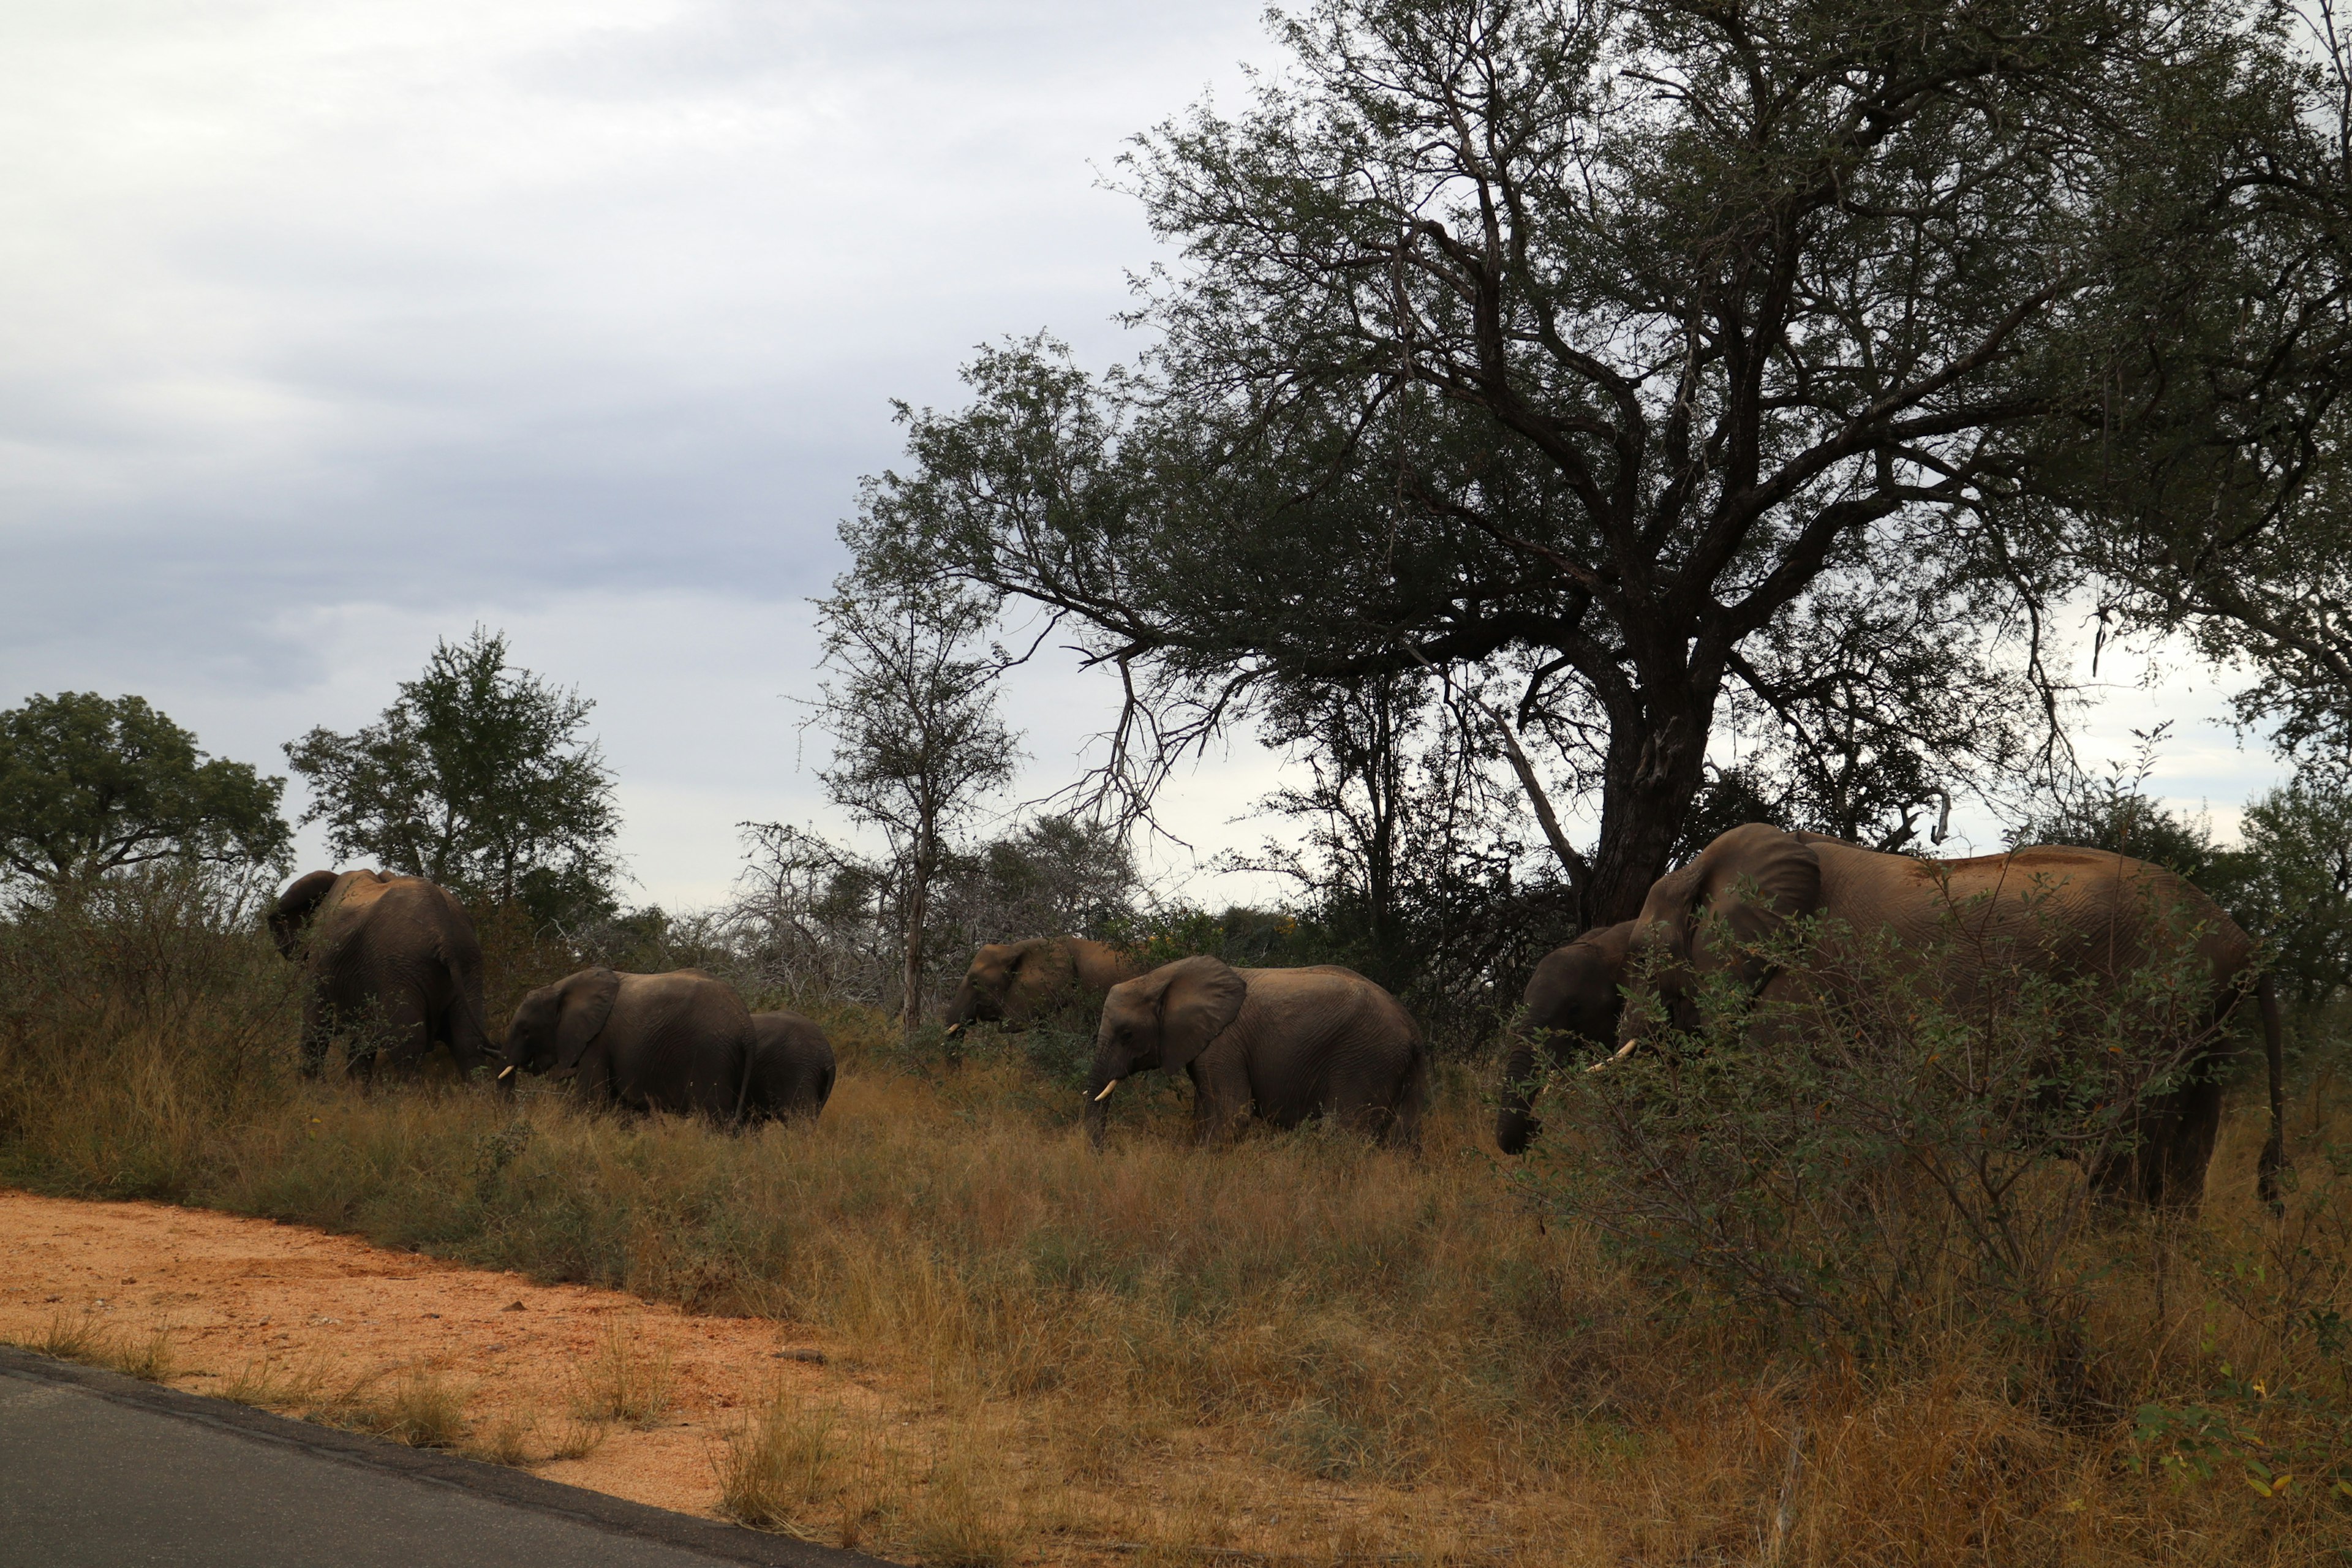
<box><xmin>944</xmin><ymin>1022</ymin><xmax>964</xmax><ymax>1038</ymax></box>
<box><xmin>1586</xmin><ymin>1039</ymin><xmax>1642</xmax><ymax>1074</ymax></box>
<box><xmin>1093</xmin><ymin>1079</ymin><xmax>1120</xmax><ymax>1102</ymax></box>
<box><xmin>496</xmin><ymin>1065</ymin><xmax>516</xmax><ymax>1081</ymax></box>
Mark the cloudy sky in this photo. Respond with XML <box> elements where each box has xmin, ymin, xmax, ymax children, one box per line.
<box><xmin>0</xmin><ymin>1</ymin><xmax>2290</xmax><ymax>910</ymax></box>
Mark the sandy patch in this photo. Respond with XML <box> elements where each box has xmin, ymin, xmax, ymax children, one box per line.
<box><xmin>0</xmin><ymin>1187</ymin><xmax>862</xmax><ymax>1522</ymax></box>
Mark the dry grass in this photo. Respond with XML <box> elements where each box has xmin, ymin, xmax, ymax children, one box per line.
<box><xmin>4</xmin><ymin>897</ymin><xmax>2351</xmax><ymax>1563</ymax></box>
<box><xmin>17</xmin><ymin>1310</ymin><xmax>176</xmax><ymax>1384</ymax></box>
<box><xmin>571</xmin><ymin>1320</ymin><xmax>673</xmax><ymax>1428</ymax></box>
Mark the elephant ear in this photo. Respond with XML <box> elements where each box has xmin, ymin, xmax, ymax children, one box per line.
<box><xmin>553</xmin><ymin>968</ymin><xmax>622</xmax><ymax>1073</ymax></box>
<box><xmin>1152</xmin><ymin>956</ymin><xmax>1249</xmax><ymax>1072</ymax></box>
<box><xmin>269</xmin><ymin>870</ymin><xmax>342</xmax><ymax>959</ymax></box>
<box><xmin>1686</xmin><ymin>824</ymin><xmax>1823</xmax><ymax>992</ymax></box>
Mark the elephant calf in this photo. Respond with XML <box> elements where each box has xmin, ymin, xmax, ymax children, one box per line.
<box><xmin>502</xmin><ymin>967</ymin><xmax>761</xmax><ymax>1121</ymax></box>
<box><xmin>745</xmin><ymin>1011</ymin><xmax>836</xmax><ymax>1121</ymax></box>
<box><xmin>1085</xmin><ymin>956</ymin><xmax>1427</xmax><ymax>1148</ymax></box>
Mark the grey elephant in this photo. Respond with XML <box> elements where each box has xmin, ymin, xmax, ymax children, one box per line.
<box><xmin>1494</xmin><ymin>921</ymin><xmax>1636</xmax><ymax>1155</ymax></box>
<box><xmin>500</xmin><ymin>967</ymin><xmax>760</xmax><ymax>1120</ymax></box>
<box><xmin>943</xmin><ymin>937</ymin><xmax>1143</xmax><ymax>1042</ymax></box>
<box><xmin>1084</xmin><ymin>956</ymin><xmax>1428</xmax><ymax>1148</ymax></box>
<box><xmin>744</xmin><ymin>1011</ymin><xmax>836</xmax><ymax>1121</ymax></box>
<box><xmin>1525</xmin><ymin>823</ymin><xmax>2284</xmax><ymax>1208</ymax></box>
<box><xmin>270</xmin><ymin>869</ymin><xmax>492</xmax><ymax>1081</ymax></box>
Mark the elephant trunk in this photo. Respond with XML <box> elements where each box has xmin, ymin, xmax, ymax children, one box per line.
<box><xmin>1495</xmin><ymin>1039</ymin><xmax>1544</xmax><ymax>1156</ymax></box>
<box><xmin>941</xmin><ymin>981</ymin><xmax>980</xmax><ymax>1031</ymax></box>
<box><xmin>1083</xmin><ymin>1058</ymin><xmax>1121</xmax><ymax>1149</ymax></box>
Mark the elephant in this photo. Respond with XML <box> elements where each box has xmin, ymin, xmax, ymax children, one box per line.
<box><xmin>1084</xmin><ymin>956</ymin><xmax>1428</xmax><ymax>1148</ymax></box>
<box><xmin>270</xmin><ymin>869</ymin><xmax>492</xmax><ymax>1081</ymax></box>
<box><xmin>500</xmin><ymin>967</ymin><xmax>761</xmax><ymax>1121</ymax></box>
<box><xmin>1561</xmin><ymin>823</ymin><xmax>2285</xmax><ymax>1208</ymax></box>
<box><xmin>1494</xmin><ymin>921</ymin><xmax>1637</xmax><ymax>1155</ymax></box>
<box><xmin>943</xmin><ymin>936</ymin><xmax>1144</xmax><ymax>1045</ymax></box>
<box><xmin>744</xmin><ymin>1011</ymin><xmax>837</xmax><ymax>1121</ymax></box>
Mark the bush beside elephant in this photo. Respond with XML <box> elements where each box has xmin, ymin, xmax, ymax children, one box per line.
<box><xmin>745</xmin><ymin>1011</ymin><xmax>836</xmax><ymax>1121</ymax></box>
<box><xmin>1085</xmin><ymin>956</ymin><xmax>1427</xmax><ymax>1148</ymax></box>
<box><xmin>270</xmin><ymin>869</ymin><xmax>492</xmax><ymax>1081</ymax></box>
<box><xmin>502</xmin><ymin>967</ymin><xmax>762</xmax><ymax>1120</ymax></box>
<box><xmin>1501</xmin><ymin>823</ymin><xmax>2285</xmax><ymax>1209</ymax></box>
<box><xmin>943</xmin><ymin>937</ymin><xmax>1142</xmax><ymax>1041</ymax></box>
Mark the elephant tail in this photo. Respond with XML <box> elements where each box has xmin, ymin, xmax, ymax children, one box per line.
<box><xmin>2258</xmin><ymin>971</ymin><xmax>2288</xmax><ymax>1213</ymax></box>
<box><xmin>732</xmin><ymin>1028</ymin><xmax>765</xmax><ymax>1128</ymax></box>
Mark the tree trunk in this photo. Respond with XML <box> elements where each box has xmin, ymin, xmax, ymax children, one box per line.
<box><xmin>1581</xmin><ymin>684</ymin><xmax>1714</xmax><ymax>925</ymax></box>
<box><xmin>899</xmin><ymin>816</ymin><xmax>934</xmax><ymax>1036</ymax></box>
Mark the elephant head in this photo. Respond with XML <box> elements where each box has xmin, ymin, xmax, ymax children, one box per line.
<box><xmin>936</xmin><ymin>940</ymin><xmax>1091</xmax><ymax>1034</ymax></box>
<box><xmin>501</xmin><ymin>967</ymin><xmax>621</xmax><ymax>1082</ymax></box>
<box><xmin>268</xmin><ymin>870</ymin><xmax>346</xmax><ymax>960</ymax></box>
<box><xmin>1496</xmin><ymin>921</ymin><xmax>1635</xmax><ymax>1154</ymax></box>
<box><xmin>1615</xmin><ymin>823</ymin><xmax>1823</xmax><ymax>1054</ymax></box>
<box><xmin>941</xmin><ymin>941</ymin><xmax>1034</xmax><ymax>1036</ymax></box>
<box><xmin>1084</xmin><ymin>956</ymin><xmax>1248</xmax><ymax>1145</ymax></box>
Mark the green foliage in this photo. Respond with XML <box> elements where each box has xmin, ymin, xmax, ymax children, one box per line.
<box><xmin>809</xmin><ymin>529</ymin><xmax>1019</xmax><ymax>1028</ymax></box>
<box><xmin>284</xmin><ymin>627</ymin><xmax>618</xmax><ymax>926</ymax></box>
<box><xmin>856</xmin><ymin>0</ymin><xmax>2352</xmax><ymax>920</ymax></box>
<box><xmin>0</xmin><ymin>692</ymin><xmax>289</xmax><ymax>894</ymax></box>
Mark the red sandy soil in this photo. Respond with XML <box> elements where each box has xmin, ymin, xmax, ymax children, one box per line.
<box><xmin>0</xmin><ymin>1188</ymin><xmax>1517</xmax><ymax>1565</ymax></box>
<box><xmin>0</xmin><ymin>1186</ymin><xmax>868</xmax><ymax>1523</ymax></box>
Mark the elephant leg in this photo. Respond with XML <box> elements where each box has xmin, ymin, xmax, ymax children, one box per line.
<box><xmin>1494</xmin><ymin>1039</ymin><xmax>1549</xmax><ymax>1155</ymax></box>
<box><xmin>298</xmin><ymin>995</ymin><xmax>333</xmax><ymax>1080</ymax></box>
<box><xmin>1380</xmin><ymin>1052</ymin><xmax>1429</xmax><ymax>1152</ymax></box>
<box><xmin>2149</xmin><ymin>1072</ymin><xmax>2223</xmax><ymax>1210</ymax></box>
<box><xmin>1189</xmin><ymin>1059</ymin><xmax>1255</xmax><ymax>1147</ymax></box>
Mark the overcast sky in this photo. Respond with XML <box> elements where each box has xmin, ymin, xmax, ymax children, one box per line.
<box><xmin>0</xmin><ymin>1</ymin><xmax>2292</xmax><ymax>910</ymax></box>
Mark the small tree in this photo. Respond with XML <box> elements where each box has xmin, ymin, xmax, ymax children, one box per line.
<box><xmin>0</xmin><ymin>693</ymin><xmax>289</xmax><ymax>895</ymax></box>
<box><xmin>284</xmin><ymin>628</ymin><xmax>620</xmax><ymax>922</ymax></box>
<box><xmin>810</xmin><ymin>546</ymin><xmax>1018</xmax><ymax>1032</ymax></box>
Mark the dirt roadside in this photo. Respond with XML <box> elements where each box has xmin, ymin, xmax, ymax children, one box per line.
<box><xmin>0</xmin><ymin>1186</ymin><xmax>871</xmax><ymax>1525</ymax></box>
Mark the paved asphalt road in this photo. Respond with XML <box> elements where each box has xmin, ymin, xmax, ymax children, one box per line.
<box><xmin>0</xmin><ymin>1346</ymin><xmax>889</xmax><ymax>1567</ymax></box>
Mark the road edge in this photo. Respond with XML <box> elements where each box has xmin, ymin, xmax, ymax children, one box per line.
<box><xmin>0</xmin><ymin>1344</ymin><xmax>895</xmax><ymax>1568</ymax></box>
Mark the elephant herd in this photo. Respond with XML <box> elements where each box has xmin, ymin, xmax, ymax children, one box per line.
<box><xmin>268</xmin><ymin>869</ymin><xmax>835</xmax><ymax>1123</ymax></box>
<box><xmin>271</xmin><ymin>821</ymin><xmax>2286</xmax><ymax>1208</ymax></box>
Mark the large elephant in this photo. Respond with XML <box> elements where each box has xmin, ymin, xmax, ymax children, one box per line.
<box><xmin>1570</xmin><ymin>823</ymin><xmax>2285</xmax><ymax>1208</ymax></box>
<box><xmin>500</xmin><ymin>967</ymin><xmax>759</xmax><ymax>1120</ymax></box>
<box><xmin>744</xmin><ymin>1011</ymin><xmax>836</xmax><ymax>1121</ymax></box>
<box><xmin>1084</xmin><ymin>956</ymin><xmax>1427</xmax><ymax>1148</ymax></box>
<box><xmin>1494</xmin><ymin>921</ymin><xmax>1637</xmax><ymax>1155</ymax></box>
<box><xmin>270</xmin><ymin>869</ymin><xmax>492</xmax><ymax>1081</ymax></box>
<box><xmin>943</xmin><ymin>937</ymin><xmax>1143</xmax><ymax>1041</ymax></box>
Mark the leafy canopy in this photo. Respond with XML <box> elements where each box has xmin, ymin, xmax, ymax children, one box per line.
<box><xmin>0</xmin><ymin>693</ymin><xmax>290</xmax><ymax>892</ymax></box>
<box><xmin>284</xmin><ymin>628</ymin><xmax>619</xmax><ymax>922</ymax></box>
<box><xmin>861</xmin><ymin>0</ymin><xmax>2352</xmax><ymax>921</ymax></box>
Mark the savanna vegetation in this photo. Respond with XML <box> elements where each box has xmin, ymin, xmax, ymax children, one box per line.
<box><xmin>15</xmin><ymin>0</ymin><xmax>2352</xmax><ymax>1560</ymax></box>
<box><xmin>2</xmin><ymin>861</ymin><xmax>2350</xmax><ymax>1564</ymax></box>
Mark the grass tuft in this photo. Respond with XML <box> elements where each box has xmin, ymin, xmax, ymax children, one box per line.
<box><xmin>571</xmin><ymin>1321</ymin><xmax>672</xmax><ymax>1428</ymax></box>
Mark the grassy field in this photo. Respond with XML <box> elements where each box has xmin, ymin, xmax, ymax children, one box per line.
<box><xmin>2</xmin><ymin>887</ymin><xmax>2350</xmax><ymax>1563</ymax></box>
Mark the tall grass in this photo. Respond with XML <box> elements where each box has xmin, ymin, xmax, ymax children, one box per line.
<box><xmin>2</xmin><ymin>872</ymin><xmax>2350</xmax><ymax>1560</ymax></box>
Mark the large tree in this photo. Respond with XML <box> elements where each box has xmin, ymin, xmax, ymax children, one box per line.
<box><xmin>861</xmin><ymin>0</ymin><xmax>2350</xmax><ymax>922</ymax></box>
<box><xmin>285</xmin><ymin>628</ymin><xmax>620</xmax><ymax>921</ymax></box>
<box><xmin>809</xmin><ymin>537</ymin><xmax>1019</xmax><ymax>1032</ymax></box>
<box><xmin>0</xmin><ymin>693</ymin><xmax>289</xmax><ymax>893</ymax></box>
